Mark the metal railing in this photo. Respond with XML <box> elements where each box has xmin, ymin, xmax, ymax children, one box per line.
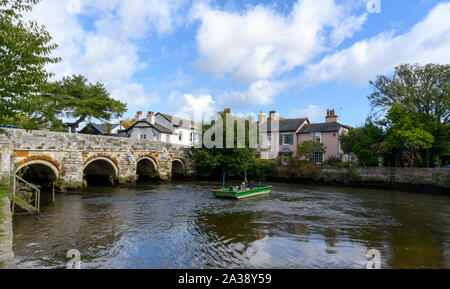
<box><xmin>1</xmin><ymin>174</ymin><xmax>40</xmax><ymax>215</ymax></box>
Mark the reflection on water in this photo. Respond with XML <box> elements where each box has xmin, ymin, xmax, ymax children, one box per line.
<box><xmin>12</xmin><ymin>182</ymin><xmax>450</xmax><ymax>269</ymax></box>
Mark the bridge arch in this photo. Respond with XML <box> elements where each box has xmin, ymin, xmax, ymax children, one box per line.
<box><xmin>83</xmin><ymin>156</ymin><xmax>119</xmax><ymax>186</ymax></box>
<box><xmin>16</xmin><ymin>159</ymin><xmax>60</xmax><ymax>179</ymax></box>
<box><xmin>136</xmin><ymin>157</ymin><xmax>159</xmax><ymax>181</ymax></box>
<box><xmin>171</xmin><ymin>158</ymin><xmax>185</xmax><ymax>179</ymax></box>
<box><xmin>15</xmin><ymin>159</ymin><xmax>60</xmax><ymax>191</ymax></box>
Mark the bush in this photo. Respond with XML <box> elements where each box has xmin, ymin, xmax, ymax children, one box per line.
<box><xmin>324</xmin><ymin>155</ymin><xmax>343</xmax><ymax>166</ymax></box>
<box><xmin>248</xmin><ymin>159</ymin><xmax>277</xmax><ymax>181</ymax></box>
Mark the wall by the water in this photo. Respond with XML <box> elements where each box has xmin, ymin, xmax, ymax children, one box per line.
<box><xmin>276</xmin><ymin>166</ymin><xmax>450</xmax><ymax>191</ymax></box>
<box><xmin>0</xmin><ymin>194</ymin><xmax>14</xmax><ymax>268</ymax></box>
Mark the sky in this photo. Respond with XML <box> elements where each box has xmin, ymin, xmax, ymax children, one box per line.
<box><xmin>27</xmin><ymin>0</ymin><xmax>450</xmax><ymax>127</ymax></box>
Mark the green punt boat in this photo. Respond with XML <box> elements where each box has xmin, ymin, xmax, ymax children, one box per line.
<box><xmin>212</xmin><ymin>185</ymin><xmax>272</xmax><ymax>199</ymax></box>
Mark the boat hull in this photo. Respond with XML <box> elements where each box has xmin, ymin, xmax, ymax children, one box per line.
<box><xmin>212</xmin><ymin>186</ymin><xmax>272</xmax><ymax>199</ymax></box>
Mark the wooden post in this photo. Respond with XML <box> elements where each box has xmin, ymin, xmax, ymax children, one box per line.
<box><xmin>52</xmin><ymin>181</ymin><xmax>55</xmax><ymax>203</ymax></box>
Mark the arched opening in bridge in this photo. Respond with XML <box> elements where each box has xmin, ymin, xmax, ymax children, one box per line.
<box><xmin>83</xmin><ymin>158</ymin><xmax>118</xmax><ymax>187</ymax></box>
<box><xmin>171</xmin><ymin>159</ymin><xmax>185</xmax><ymax>180</ymax></box>
<box><xmin>136</xmin><ymin>158</ymin><xmax>159</xmax><ymax>182</ymax></box>
<box><xmin>16</xmin><ymin>163</ymin><xmax>58</xmax><ymax>193</ymax></box>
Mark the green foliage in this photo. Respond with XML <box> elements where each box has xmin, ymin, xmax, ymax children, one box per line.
<box><xmin>247</xmin><ymin>159</ymin><xmax>277</xmax><ymax>181</ymax></box>
<box><xmin>297</xmin><ymin>141</ymin><xmax>326</xmax><ymax>161</ymax></box>
<box><xmin>0</xmin><ymin>0</ymin><xmax>61</xmax><ymax>129</ymax></box>
<box><xmin>339</xmin><ymin>120</ymin><xmax>386</xmax><ymax>166</ymax></box>
<box><xmin>287</xmin><ymin>158</ymin><xmax>318</xmax><ymax>177</ymax></box>
<box><xmin>47</xmin><ymin>75</ymin><xmax>127</xmax><ymax>133</ymax></box>
<box><xmin>369</xmin><ymin>63</ymin><xmax>450</xmax><ymax>166</ymax></box>
<box><xmin>324</xmin><ymin>155</ymin><xmax>343</xmax><ymax>166</ymax></box>
<box><xmin>369</xmin><ymin>63</ymin><xmax>449</xmax><ymax>124</ymax></box>
<box><xmin>385</xmin><ymin>104</ymin><xmax>434</xmax><ymax>150</ymax></box>
<box><xmin>193</xmin><ymin>112</ymin><xmax>256</xmax><ymax>178</ymax></box>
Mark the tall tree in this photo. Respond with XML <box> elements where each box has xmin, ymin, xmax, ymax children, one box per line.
<box><xmin>369</xmin><ymin>63</ymin><xmax>449</xmax><ymax>124</ymax></box>
<box><xmin>193</xmin><ymin>112</ymin><xmax>255</xmax><ymax>179</ymax></box>
<box><xmin>369</xmin><ymin>63</ymin><xmax>449</xmax><ymax>166</ymax></box>
<box><xmin>48</xmin><ymin>75</ymin><xmax>127</xmax><ymax>133</ymax></box>
<box><xmin>0</xmin><ymin>0</ymin><xmax>60</xmax><ymax>129</ymax></box>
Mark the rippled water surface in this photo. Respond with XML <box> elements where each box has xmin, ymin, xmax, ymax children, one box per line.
<box><xmin>12</xmin><ymin>182</ymin><xmax>450</xmax><ymax>269</ymax></box>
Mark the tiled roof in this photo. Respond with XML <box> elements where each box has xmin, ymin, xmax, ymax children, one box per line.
<box><xmin>260</xmin><ymin>118</ymin><xmax>309</xmax><ymax>132</ymax></box>
<box><xmin>159</xmin><ymin>113</ymin><xmax>201</xmax><ymax>129</ymax></box>
<box><xmin>298</xmin><ymin>122</ymin><xmax>350</xmax><ymax>133</ymax></box>
<box><xmin>126</xmin><ymin>120</ymin><xmax>174</xmax><ymax>134</ymax></box>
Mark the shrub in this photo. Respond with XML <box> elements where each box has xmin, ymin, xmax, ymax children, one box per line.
<box><xmin>324</xmin><ymin>155</ymin><xmax>343</xmax><ymax>166</ymax></box>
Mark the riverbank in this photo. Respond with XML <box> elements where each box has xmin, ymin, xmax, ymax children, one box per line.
<box><xmin>0</xmin><ymin>185</ymin><xmax>14</xmax><ymax>268</ymax></box>
<box><xmin>270</xmin><ymin>166</ymin><xmax>450</xmax><ymax>194</ymax></box>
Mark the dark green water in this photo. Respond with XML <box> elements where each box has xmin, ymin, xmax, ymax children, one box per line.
<box><xmin>12</xmin><ymin>182</ymin><xmax>449</xmax><ymax>269</ymax></box>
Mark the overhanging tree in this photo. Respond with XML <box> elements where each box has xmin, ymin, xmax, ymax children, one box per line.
<box><xmin>0</xmin><ymin>0</ymin><xmax>60</xmax><ymax>129</ymax></box>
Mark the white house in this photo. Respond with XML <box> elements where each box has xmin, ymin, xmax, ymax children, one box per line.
<box><xmin>125</xmin><ymin>111</ymin><xmax>200</xmax><ymax>146</ymax></box>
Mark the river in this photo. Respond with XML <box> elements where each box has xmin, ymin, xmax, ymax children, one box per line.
<box><xmin>12</xmin><ymin>182</ymin><xmax>449</xmax><ymax>269</ymax></box>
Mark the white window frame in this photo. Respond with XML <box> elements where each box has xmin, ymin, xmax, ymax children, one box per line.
<box><xmin>140</xmin><ymin>134</ymin><xmax>147</xmax><ymax>140</ymax></box>
<box><xmin>166</xmin><ymin>134</ymin><xmax>170</xmax><ymax>143</ymax></box>
<box><xmin>310</xmin><ymin>132</ymin><xmax>322</xmax><ymax>142</ymax></box>
<box><xmin>312</xmin><ymin>152</ymin><xmax>324</xmax><ymax>164</ymax></box>
<box><xmin>267</xmin><ymin>135</ymin><xmax>272</xmax><ymax>146</ymax></box>
<box><xmin>190</xmin><ymin>132</ymin><xmax>197</xmax><ymax>144</ymax></box>
<box><xmin>282</xmin><ymin>134</ymin><xmax>292</xmax><ymax>146</ymax></box>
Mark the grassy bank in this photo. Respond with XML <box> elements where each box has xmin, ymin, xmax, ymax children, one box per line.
<box><xmin>0</xmin><ymin>185</ymin><xmax>7</xmax><ymax>225</ymax></box>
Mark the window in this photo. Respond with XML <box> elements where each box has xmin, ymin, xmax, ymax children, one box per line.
<box><xmin>179</xmin><ymin>133</ymin><xmax>183</xmax><ymax>142</ymax></box>
<box><xmin>254</xmin><ymin>151</ymin><xmax>261</xmax><ymax>159</ymax></box>
<box><xmin>281</xmin><ymin>134</ymin><xmax>293</xmax><ymax>145</ymax></box>
<box><xmin>190</xmin><ymin>132</ymin><xmax>197</xmax><ymax>144</ymax></box>
<box><xmin>310</xmin><ymin>132</ymin><xmax>321</xmax><ymax>142</ymax></box>
<box><xmin>140</xmin><ymin>134</ymin><xmax>147</xmax><ymax>140</ymax></box>
<box><xmin>312</xmin><ymin>152</ymin><xmax>324</xmax><ymax>164</ymax></box>
<box><xmin>166</xmin><ymin>134</ymin><xmax>170</xmax><ymax>142</ymax></box>
<box><xmin>268</xmin><ymin>152</ymin><xmax>276</xmax><ymax>159</ymax></box>
<box><xmin>268</xmin><ymin>135</ymin><xmax>272</xmax><ymax>145</ymax></box>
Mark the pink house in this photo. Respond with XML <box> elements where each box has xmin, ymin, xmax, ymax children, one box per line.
<box><xmin>257</xmin><ymin>109</ymin><xmax>351</xmax><ymax>164</ymax></box>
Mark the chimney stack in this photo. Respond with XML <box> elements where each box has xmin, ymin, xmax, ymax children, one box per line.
<box><xmin>269</xmin><ymin>110</ymin><xmax>278</xmax><ymax>121</ymax></box>
<box><xmin>326</xmin><ymin>108</ymin><xmax>339</xmax><ymax>123</ymax></box>
<box><xmin>224</xmin><ymin>108</ymin><xmax>232</xmax><ymax>115</ymax></box>
<box><xmin>258</xmin><ymin>111</ymin><xmax>267</xmax><ymax>123</ymax></box>
<box><xmin>135</xmin><ymin>111</ymin><xmax>143</xmax><ymax>121</ymax></box>
<box><xmin>147</xmin><ymin>111</ymin><xmax>155</xmax><ymax>125</ymax></box>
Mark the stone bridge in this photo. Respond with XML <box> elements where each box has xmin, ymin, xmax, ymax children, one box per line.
<box><xmin>0</xmin><ymin>128</ymin><xmax>195</xmax><ymax>190</ymax></box>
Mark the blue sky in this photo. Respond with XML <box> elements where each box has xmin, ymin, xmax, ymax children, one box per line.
<box><xmin>28</xmin><ymin>0</ymin><xmax>450</xmax><ymax>126</ymax></box>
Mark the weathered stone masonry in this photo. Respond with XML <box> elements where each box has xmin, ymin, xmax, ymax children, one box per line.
<box><xmin>0</xmin><ymin>129</ymin><xmax>195</xmax><ymax>190</ymax></box>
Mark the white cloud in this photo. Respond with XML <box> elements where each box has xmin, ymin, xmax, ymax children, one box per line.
<box><xmin>26</xmin><ymin>0</ymin><xmax>187</xmax><ymax>114</ymax></box>
<box><xmin>192</xmin><ymin>0</ymin><xmax>368</xmax><ymax>83</ymax></box>
<box><xmin>289</xmin><ymin>105</ymin><xmax>326</xmax><ymax>122</ymax></box>
<box><xmin>167</xmin><ymin>91</ymin><xmax>217</xmax><ymax>120</ymax></box>
<box><xmin>302</xmin><ymin>2</ymin><xmax>450</xmax><ymax>85</ymax></box>
<box><xmin>217</xmin><ymin>80</ymin><xmax>287</xmax><ymax>107</ymax></box>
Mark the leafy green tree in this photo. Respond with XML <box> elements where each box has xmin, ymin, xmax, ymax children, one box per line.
<box><xmin>339</xmin><ymin>120</ymin><xmax>386</xmax><ymax>166</ymax></box>
<box><xmin>48</xmin><ymin>75</ymin><xmax>127</xmax><ymax>133</ymax></box>
<box><xmin>297</xmin><ymin>140</ymin><xmax>326</xmax><ymax>162</ymax></box>
<box><xmin>0</xmin><ymin>0</ymin><xmax>60</xmax><ymax>129</ymax></box>
<box><xmin>369</xmin><ymin>63</ymin><xmax>449</xmax><ymax>124</ymax></box>
<box><xmin>193</xmin><ymin>112</ymin><xmax>255</xmax><ymax>179</ymax></box>
<box><xmin>369</xmin><ymin>63</ymin><xmax>449</xmax><ymax>165</ymax></box>
<box><xmin>384</xmin><ymin>104</ymin><xmax>434</xmax><ymax>150</ymax></box>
